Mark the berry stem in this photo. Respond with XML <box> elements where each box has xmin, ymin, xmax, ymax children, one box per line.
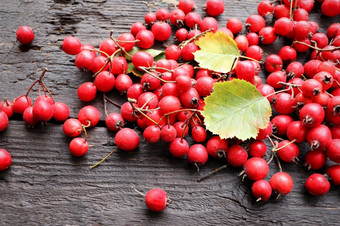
<box><xmin>110</xmin><ymin>31</ymin><xmax>133</xmax><ymax>58</ymax></box>
<box><xmin>178</xmin><ymin>28</ymin><xmax>214</xmax><ymax>49</ymax></box>
<box><xmin>139</xmin><ymin>66</ymin><xmax>176</xmax><ymax>83</ymax></box>
<box><xmin>197</xmin><ymin>164</ymin><xmax>228</xmax><ymax>182</ymax></box>
<box><xmin>90</xmin><ymin>147</ymin><xmax>118</xmax><ymax>169</ymax></box>
<box><xmin>103</xmin><ymin>93</ymin><xmax>109</xmax><ymax>117</ymax></box>
<box><xmin>292</xmin><ymin>41</ymin><xmax>340</xmax><ymax>52</ymax></box>
<box><xmin>157</xmin><ymin>108</ymin><xmax>199</xmax><ymax>125</ymax></box>
<box><xmin>132</xmin><ymin>187</ymin><xmax>146</xmax><ymax>197</ymax></box>
<box><xmin>105</xmin><ymin>95</ymin><xmax>122</xmax><ymax>108</ymax></box>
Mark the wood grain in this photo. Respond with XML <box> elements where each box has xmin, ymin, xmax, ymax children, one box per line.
<box><xmin>0</xmin><ymin>0</ymin><xmax>339</xmax><ymax>225</ymax></box>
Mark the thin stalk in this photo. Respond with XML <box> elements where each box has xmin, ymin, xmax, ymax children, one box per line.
<box><xmin>90</xmin><ymin>148</ymin><xmax>118</xmax><ymax>169</ymax></box>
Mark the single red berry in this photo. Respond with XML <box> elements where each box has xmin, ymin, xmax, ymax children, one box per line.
<box><xmin>326</xmin><ymin>165</ymin><xmax>340</xmax><ymax>185</ymax></box>
<box><xmin>270</xmin><ymin>172</ymin><xmax>294</xmax><ymax>195</ymax></box>
<box><xmin>305</xmin><ymin>173</ymin><xmax>330</xmax><ymax>196</ymax></box>
<box><xmin>115</xmin><ymin>128</ymin><xmax>140</xmax><ymax>151</ymax></box>
<box><xmin>16</xmin><ymin>26</ymin><xmax>34</xmax><ymax>45</ymax></box>
<box><xmin>145</xmin><ymin>188</ymin><xmax>169</xmax><ymax>212</ymax></box>
<box><xmin>0</xmin><ymin>149</ymin><xmax>12</xmax><ymax>171</ymax></box>
<box><xmin>69</xmin><ymin>137</ymin><xmax>89</xmax><ymax>157</ymax></box>
<box><xmin>62</xmin><ymin>36</ymin><xmax>81</xmax><ymax>55</ymax></box>
<box><xmin>252</xmin><ymin>180</ymin><xmax>272</xmax><ymax>202</ymax></box>
<box><xmin>78</xmin><ymin>105</ymin><xmax>100</xmax><ymax>127</ymax></box>
<box><xmin>63</xmin><ymin>118</ymin><xmax>82</xmax><ymax>137</ymax></box>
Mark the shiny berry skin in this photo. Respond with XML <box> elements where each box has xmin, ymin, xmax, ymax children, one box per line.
<box><xmin>33</xmin><ymin>99</ymin><xmax>54</xmax><ymax>122</ymax></box>
<box><xmin>273</xmin><ymin>93</ymin><xmax>294</xmax><ymax>115</ymax></box>
<box><xmin>305</xmin><ymin>173</ymin><xmax>330</xmax><ymax>196</ymax></box>
<box><xmin>13</xmin><ymin>95</ymin><xmax>32</xmax><ymax>114</ymax></box>
<box><xmin>256</xmin><ymin>122</ymin><xmax>273</xmax><ymax>140</ymax></box>
<box><xmin>99</xmin><ymin>39</ymin><xmax>117</xmax><ymax>56</ymax></box>
<box><xmin>0</xmin><ymin>149</ymin><xmax>12</xmax><ymax>171</ymax></box>
<box><xmin>0</xmin><ymin>100</ymin><xmax>14</xmax><ymax>118</ymax></box>
<box><xmin>246</xmin><ymin>15</ymin><xmax>265</xmax><ymax>33</ymax></box>
<box><xmin>16</xmin><ymin>26</ymin><xmax>34</xmax><ymax>45</ymax></box>
<box><xmin>326</xmin><ymin>165</ymin><xmax>340</xmax><ymax>185</ymax></box>
<box><xmin>271</xmin><ymin>115</ymin><xmax>293</xmax><ymax>136</ymax></box>
<box><xmin>226</xmin><ymin>17</ymin><xmax>243</xmax><ymax>34</ymax></box>
<box><xmin>259</xmin><ymin>27</ymin><xmax>277</xmax><ymax>45</ymax></box>
<box><xmin>169</xmin><ymin>138</ymin><xmax>189</xmax><ymax>157</ymax></box>
<box><xmin>105</xmin><ymin>113</ymin><xmax>124</xmax><ymax>131</ymax></box>
<box><xmin>94</xmin><ymin>71</ymin><xmax>115</xmax><ymax>93</ymax></box>
<box><xmin>243</xmin><ymin>157</ymin><xmax>269</xmax><ymax>181</ymax></box>
<box><xmin>181</xmin><ymin>42</ymin><xmax>198</xmax><ymax>61</ymax></box>
<box><xmin>269</xmin><ymin>172</ymin><xmax>294</xmax><ymax>195</ymax></box>
<box><xmin>53</xmin><ymin>102</ymin><xmax>70</xmax><ymax>122</ymax></box>
<box><xmin>145</xmin><ymin>188</ymin><xmax>168</xmax><ymax>212</ymax></box>
<box><xmin>287</xmin><ymin>121</ymin><xmax>308</xmax><ymax>143</ymax></box>
<box><xmin>160</xmin><ymin>125</ymin><xmax>177</xmax><ymax>143</ymax></box>
<box><xmin>252</xmin><ymin>180</ymin><xmax>272</xmax><ymax>202</ymax></box>
<box><xmin>23</xmin><ymin>106</ymin><xmax>38</xmax><ymax>126</ymax></box>
<box><xmin>227</xmin><ymin>145</ymin><xmax>248</xmax><ymax>167</ymax></box>
<box><xmin>75</xmin><ymin>50</ymin><xmax>95</xmax><ymax>71</ymax></box>
<box><xmin>69</xmin><ymin>137</ymin><xmax>89</xmax><ymax>157</ymax></box>
<box><xmin>205</xmin><ymin>0</ymin><xmax>225</xmax><ymax>16</ymax></box>
<box><xmin>136</xmin><ymin>30</ymin><xmax>155</xmax><ymax>49</ymax></box>
<box><xmin>200</xmin><ymin>17</ymin><xmax>218</xmax><ymax>32</ymax></box>
<box><xmin>191</xmin><ymin>126</ymin><xmax>207</xmax><ymax>143</ymax></box>
<box><xmin>277</xmin><ymin>140</ymin><xmax>300</xmax><ymax>163</ymax></box>
<box><xmin>115</xmin><ymin>128</ymin><xmax>140</xmax><ymax>151</ymax></box>
<box><xmin>117</xmin><ymin>33</ymin><xmax>135</xmax><ymax>52</ymax></box>
<box><xmin>187</xmin><ymin>144</ymin><xmax>209</xmax><ymax>167</ymax></box>
<box><xmin>249</xmin><ymin>141</ymin><xmax>267</xmax><ymax>158</ymax></box>
<box><xmin>78</xmin><ymin>105</ymin><xmax>100</xmax><ymax>127</ymax></box>
<box><xmin>206</xmin><ymin>136</ymin><xmax>228</xmax><ymax>159</ymax></box>
<box><xmin>130</xmin><ymin>22</ymin><xmax>146</xmax><ymax>37</ymax></box>
<box><xmin>144</xmin><ymin>12</ymin><xmax>156</xmax><ymax>25</ymax></box>
<box><xmin>115</xmin><ymin>74</ymin><xmax>133</xmax><ymax>93</ymax></box>
<box><xmin>77</xmin><ymin>82</ymin><xmax>97</xmax><ymax>102</ymax></box>
<box><xmin>170</xmin><ymin>9</ymin><xmax>185</xmax><ymax>26</ymax></box>
<box><xmin>63</xmin><ymin>118</ymin><xmax>82</xmax><ymax>137</ymax></box>
<box><xmin>62</xmin><ymin>36</ymin><xmax>81</xmax><ymax>55</ymax></box>
<box><xmin>0</xmin><ymin>111</ymin><xmax>9</xmax><ymax>132</ymax></box>
<box><xmin>304</xmin><ymin>150</ymin><xmax>327</xmax><ymax>170</ymax></box>
<box><xmin>264</xmin><ymin>54</ymin><xmax>283</xmax><ymax>73</ymax></box>
<box><xmin>132</xmin><ymin>51</ymin><xmax>154</xmax><ymax>71</ymax></box>
<box><xmin>151</xmin><ymin>22</ymin><xmax>172</xmax><ymax>41</ymax></box>
<box><xmin>178</xmin><ymin>0</ymin><xmax>195</xmax><ymax>14</ymax></box>
<box><xmin>258</xmin><ymin>0</ymin><xmax>274</xmax><ymax>16</ymax></box>
<box><xmin>110</xmin><ymin>56</ymin><xmax>128</xmax><ymax>75</ymax></box>
<box><xmin>143</xmin><ymin>125</ymin><xmax>161</xmax><ymax>144</ymax></box>
<box><xmin>326</xmin><ymin>139</ymin><xmax>340</xmax><ymax>163</ymax></box>
<box><xmin>299</xmin><ymin>103</ymin><xmax>325</xmax><ymax>128</ymax></box>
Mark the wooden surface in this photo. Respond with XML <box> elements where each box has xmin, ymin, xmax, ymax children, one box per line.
<box><xmin>0</xmin><ymin>0</ymin><xmax>339</xmax><ymax>225</ymax></box>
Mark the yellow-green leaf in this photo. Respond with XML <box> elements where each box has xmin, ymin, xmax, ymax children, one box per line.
<box><xmin>202</xmin><ymin>79</ymin><xmax>272</xmax><ymax>141</ymax></box>
<box><xmin>193</xmin><ymin>31</ymin><xmax>240</xmax><ymax>73</ymax></box>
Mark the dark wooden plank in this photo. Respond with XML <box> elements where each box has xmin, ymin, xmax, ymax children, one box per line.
<box><xmin>1</xmin><ymin>0</ymin><xmax>340</xmax><ymax>225</ymax></box>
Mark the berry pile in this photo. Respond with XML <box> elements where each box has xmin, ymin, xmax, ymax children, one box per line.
<box><xmin>1</xmin><ymin>0</ymin><xmax>340</xmax><ymax>211</ymax></box>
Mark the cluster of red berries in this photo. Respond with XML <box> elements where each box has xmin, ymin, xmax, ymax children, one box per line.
<box><xmin>1</xmin><ymin>0</ymin><xmax>340</xmax><ymax>212</ymax></box>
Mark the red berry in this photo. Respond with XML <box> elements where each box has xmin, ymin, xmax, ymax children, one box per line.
<box><xmin>78</xmin><ymin>106</ymin><xmax>100</xmax><ymax>127</ymax></box>
<box><xmin>69</xmin><ymin>137</ymin><xmax>89</xmax><ymax>157</ymax></box>
<box><xmin>305</xmin><ymin>173</ymin><xmax>330</xmax><ymax>196</ymax></box>
<box><xmin>227</xmin><ymin>145</ymin><xmax>248</xmax><ymax>167</ymax></box>
<box><xmin>205</xmin><ymin>0</ymin><xmax>225</xmax><ymax>17</ymax></box>
<box><xmin>115</xmin><ymin>128</ymin><xmax>140</xmax><ymax>151</ymax></box>
<box><xmin>62</xmin><ymin>36</ymin><xmax>81</xmax><ymax>55</ymax></box>
<box><xmin>243</xmin><ymin>157</ymin><xmax>269</xmax><ymax>181</ymax></box>
<box><xmin>145</xmin><ymin>188</ymin><xmax>168</xmax><ymax>212</ymax></box>
<box><xmin>270</xmin><ymin>172</ymin><xmax>294</xmax><ymax>195</ymax></box>
<box><xmin>326</xmin><ymin>165</ymin><xmax>340</xmax><ymax>185</ymax></box>
<box><xmin>187</xmin><ymin>144</ymin><xmax>209</xmax><ymax>167</ymax></box>
<box><xmin>16</xmin><ymin>26</ymin><xmax>34</xmax><ymax>45</ymax></box>
<box><xmin>0</xmin><ymin>149</ymin><xmax>12</xmax><ymax>171</ymax></box>
<box><xmin>252</xmin><ymin>180</ymin><xmax>272</xmax><ymax>202</ymax></box>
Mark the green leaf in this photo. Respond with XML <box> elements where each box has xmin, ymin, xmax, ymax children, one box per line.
<box><xmin>125</xmin><ymin>47</ymin><xmax>164</xmax><ymax>61</ymax></box>
<box><xmin>193</xmin><ymin>31</ymin><xmax>240</xmax><ymax>73</ymax></box>
<box><xmin>127</xmin><ymin>62</ymin><xmax>144</xmax><ymax>77</ymax></box>
<box><xmin>202</xmin><ymin>79</ymin><xmax>272</xmax><ymax>141</ymax></box>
